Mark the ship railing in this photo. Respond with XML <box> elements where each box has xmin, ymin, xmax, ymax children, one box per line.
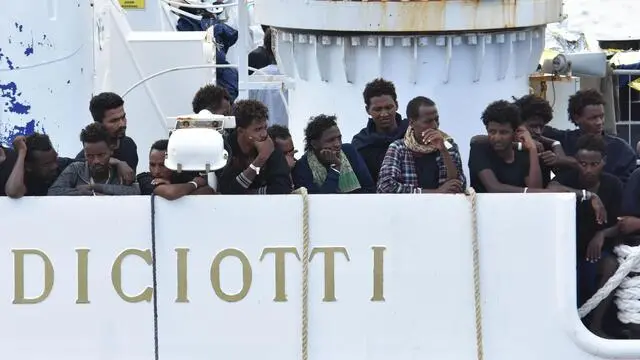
<box><xmin>121</xmin><ymin>63</ymin><xmax>295</xmax><ymax>123</ymax></box>
<box><xmin>611</xmin><ymin>69</ymin><xmax>640</xmax><ymax>165</ymax></box>
<box><xmin>156</xmin><ymin>0</ymin><xmax>285</xmax><ymax>102</ymax></box>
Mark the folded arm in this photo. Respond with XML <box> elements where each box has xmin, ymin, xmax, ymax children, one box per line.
<box><xmin>47</xmin><ymin>166</ymin><xmax>86</xmax><ymax>196</ymax></box>
<box><xmin>92</xmin><ymin>183</ymin><xmax>141</xmax><ymax>196</ymax></box>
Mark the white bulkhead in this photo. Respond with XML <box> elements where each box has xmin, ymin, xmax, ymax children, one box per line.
<box><xmin>254</xmin><ymin>0</ymin><xmax>564</xmax><ymax>174</ymax></box>
<box><xmin>0</xmin><ymin>0</ymin><xmax>94</xmax><ymax>156</ymax></box>
<box><xmin>0</xmin><ymin>0</ymin><xmax>218</xmax><ymax>161</ymax></box>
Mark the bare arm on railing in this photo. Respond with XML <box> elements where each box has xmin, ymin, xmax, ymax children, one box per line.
<box><xmin>153</xmin><ymin>176</ymin><xmax>214</xmax><ymax>200</ymax></box>
<box><xmin>517</xmin><ymin>127</ymin><xmax>543</xmax><ymax>189</ymax></box>
<box><xmin>4</xmin><ymin>136</ymin><xmax>27</xmax><ymax>198</ymax></box>
<box><xmin>593</xmin><ymin>179</ymin><xmax>622</xmax><ymax>260</ymax></box>
<box><xmin>538</xmin><ymin>136</ymin><xmax>580</xmax><ymax>170</ymax></box>
<box><xmin>547</xmin><ymin>181</ymin><xmax>609</xmax><ymax>225</ymax></box>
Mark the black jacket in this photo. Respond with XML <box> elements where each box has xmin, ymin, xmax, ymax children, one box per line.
<box><xmin>218</xmin><ymin>130</ymin><xmax>292</xmax><ymax>194</ymax></box>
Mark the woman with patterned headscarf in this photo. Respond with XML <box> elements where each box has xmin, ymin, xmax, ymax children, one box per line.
<box><xmin>292</xmin><ymin>115</ymin><xmax>375</xmax><ymax>194</ymax></box>
<box><xmin>377</xmin><ymin>96</ymin><xmax>466</xmax><ymax>194</ymax></box>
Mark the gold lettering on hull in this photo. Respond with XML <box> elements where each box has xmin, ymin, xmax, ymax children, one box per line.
<box><xmin>13</xmin><ymin>249</ymin><xmax>54</xmax><ymax>304</ymax></box>
<box><xmin>10</xmin><ymin>246</ymin><xmax>385</xmax><ymax>304</ymax></box>
<box><xmin>310</xmin><ymin>247</ymin><xmax>350</xmax><ymax>302</ymax></box>
<box><xmin>76</xmin><ymin>249</ymin><xmax>90</xmax><ymax>304</ymax></box>
<box><xmin>210</xmin><ymin>248</ymin><xmax>252</xmax><ymax>302</ymax></box>
<box><xmin>176</xmin><ymin>248</ymin><xmax>189</xmax><ymax>303</ymax></box>
<box><xmin>371</xmin><ymin>246</ymin><xmax>386</xmax><ymax>302</ymax></box>
<box><xmin>111</xmin><ymin>249</ymin><xmax>153</xmax><ymax>303</ymax></box>
<box><xmin>260</xmin><ymin>247</ymin><xmax>300</xmax><ymax>302</ymax></box>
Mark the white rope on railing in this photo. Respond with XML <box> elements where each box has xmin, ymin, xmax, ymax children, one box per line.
<box><xmin>578</xmin><ymin>244</ymin><xmax>640</xmax><ymax>322</ymax></box>
<box><xmin>291</xmin><ymin>187</ymin><xmax>310</xmax><ymax>360</ymax></box>
<box><xmin>465</xmin><ymin>187</ymin><xmax>484</xmax><ymax>360</ymax></box>
<box><xmin>289</xmin><ymin>188</ymin><xmax>481</xmax><ymax>359</ymax></box>
<box><xmin>614</xmin><ymin>245</ymin><xmax>640</xmax><ymax>324</ymax></box>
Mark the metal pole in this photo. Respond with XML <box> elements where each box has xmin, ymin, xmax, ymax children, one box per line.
<box><xmin>613</xmin><ymin>69</ymin><xmax>640</xmax><ymax>76</ymax></box>
<box><xmin>236</xmin><ymin>0</ymin><xmax>249</xmax><ymax>100</ymax></box>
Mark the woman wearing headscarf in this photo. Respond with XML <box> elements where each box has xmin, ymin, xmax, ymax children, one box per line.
<box><xmin>292</xmin><ymin>114</ymin><xmax>375</xmax><ymax>194</ymax></box>
<box><xmin>377</xmin><ymin>96</ymin><xmax>466</xmax><ymax>193</ymax></box>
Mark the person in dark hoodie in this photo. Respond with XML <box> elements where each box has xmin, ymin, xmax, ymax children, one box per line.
<box><xmin>75</xmin><ymin>92</ymin><xmax>138</xmax><ymax>181</ymax></box>
<box><xmin>49</xmin><ymin>123</ymin><xmax>140</xmax><ymax>196</ymax></box>
<box><xmin>543</xmin><ymin>89</ymin><xmax>637</xmax><ymax>184</ymax></box>
<box><xmin>191</xmin><ymin>84</ymin><xmax>234</xmax><ymax>167</ymax></box>
<box><xmin>351</xmin><ymin>78</ymin><xmax>409</xmax><ymax>183</ymax></box>
<box><xmin>175</xmin><ymin>3</ymin><xmax>239</xmax><ymax>100</ymax></box>
<box><xmin>249</xmin><ymin>26</ymin><xmax>275</xmax><ymax>75</ymax></box>
<box><xmin>218</xmin><ymin>99</ymin><xmax>292</xmax><ymax>194</ymax></box>
<box><xmin>192</xmin><ymin>84</ymin><xmax>233</xmax><ymax>116</ymax></box>
<box><xmin>137</xmin><ymin>139</ymin><xmax>215</xmax><ymax>199</ymax></box>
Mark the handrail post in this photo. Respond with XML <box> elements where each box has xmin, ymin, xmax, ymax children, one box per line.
<box><xmin>236</xmin><ymin>0</ymin><xmax>249</xmax><ymax>100</ymax></box>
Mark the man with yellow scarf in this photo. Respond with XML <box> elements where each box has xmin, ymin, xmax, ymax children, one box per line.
<box><xmin>377</xmin><ymin>96</ymin><xmax>466</xmax><ymax>194</ymax></box>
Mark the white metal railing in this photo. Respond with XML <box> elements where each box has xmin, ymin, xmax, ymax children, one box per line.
<box><xmin>155</xmin><ymin>0</ymin><xmax>291</xmax><ymax>95</ymax></box>
<box><xmin>160</xmin><ymin>3</ymin><xmax>179</xmax><ymax>31</ymax></box>
<box><xmin>158</xmin><ymin>0</ymin><xmax>256</xmax><ymax>80</ymax></box>
<box><xmin>613</xmin><ymin>69</ymin><xmax>640</xmax><ymax>76</ymax></box>
<box><xmin>159</xmin><ymin>0</ymin><xmax>254</xmax><ymax>21</ymax></box>
<box><xmin>118</xmin><ymin>0</ymin><xmax>294</xmax><ymax>125</ymax></box>
<box><xmin>105</xmin><ymin>2</ymin><xmax>168</xmax><ymax>132</ymax></box>
<box><xmin>612</xmin><ymin>69</ymin><xmax>640</xmax><ymax>157</ymax></box>
<box><xmin>121</xmin><ymin>63</ymin><xmax>293</xmax><ymax>123</ymax></box>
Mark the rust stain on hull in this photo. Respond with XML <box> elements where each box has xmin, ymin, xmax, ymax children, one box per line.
<box><xmin>357</xmin><ymin>0</ymin><xmax>537</xmax><ymax>32</ymax></box>
<box><xmin>258</xmin><ymin>0</ymin><xmax>561</xmax><ymax>33</ymax></box>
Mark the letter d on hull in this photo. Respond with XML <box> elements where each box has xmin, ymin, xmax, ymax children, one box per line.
<box><xmin>13</xmin><ymin>249</ymin><xmax>55</xmax><ymax>304</ymax></box>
